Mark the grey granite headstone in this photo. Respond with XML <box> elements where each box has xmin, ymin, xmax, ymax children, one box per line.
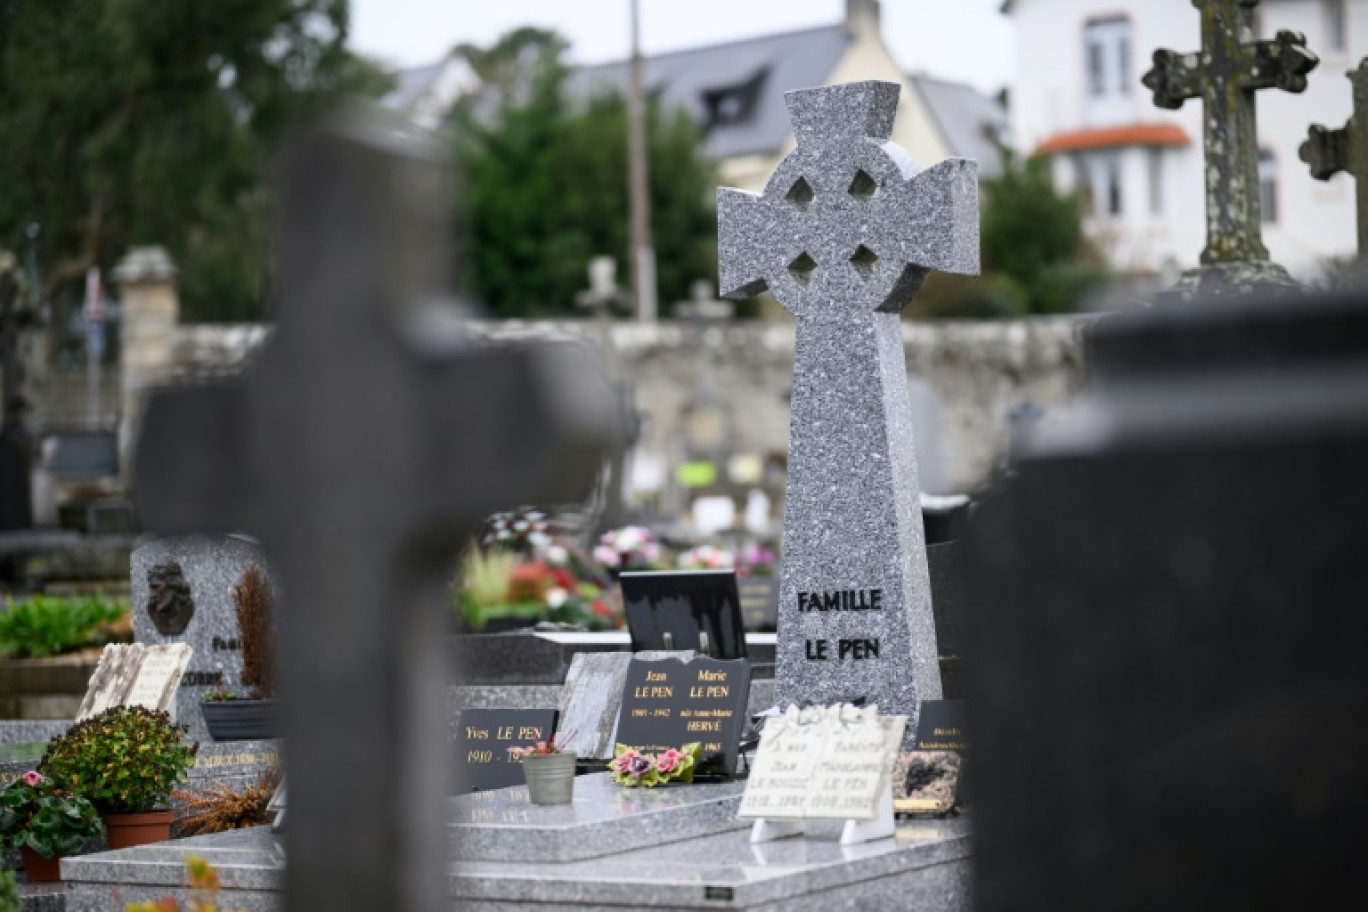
<box><xmin>556</xmin><ymin>650</ymin><xmax>693</xmax><ymax>761</ymax></box>
<box><xmin>132</xmin><ymin>534</ymin><xmax>276</xmax><ymax>736</ymax></box>
<box><xmin>718</xmin><ymin>80</ymin><xmax>979</xmax><ymax>739</ymax></box>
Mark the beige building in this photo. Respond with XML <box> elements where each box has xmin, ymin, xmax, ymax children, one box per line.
<box><xmin>569</xmin><ymin>0</ymin><xmax>1006</xmax><ymax>191</ymax></box>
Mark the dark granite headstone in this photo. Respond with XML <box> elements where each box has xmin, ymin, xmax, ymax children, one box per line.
<box><xmin>614</xmin><ymin>656</ymin><xmax>751</xmax><ymax>778</ymax></box>
<box><xmin>965</xmin><ymin>290</ymin><xmax>1368</xmax><ymax>911</ymax></box>
<box><xmin>453</xmin><ymin>708</ymin><xmax>558</xmax><ymax>794</ymax></box>
<box><xmin>621</xmin><ymin>570</ymin><xmax>748</xmax><ymax>659</ymax></box>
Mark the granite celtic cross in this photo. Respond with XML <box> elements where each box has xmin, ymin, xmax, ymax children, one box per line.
<box><xmin>132</xmin><ymin>113</ymin><xmax>615</xmax><ymax>912</ymax></box>
<box><xmin>1300</xmin><ymin>61</ymin><xmax>1368</xmax><ymax>257</ymax></box>
<box><xmin>718</xmin><ymin>81</ymin><xmax>978</xmax><ymax>738</ymax></box>
<box><xmin>1142</xmin><ymin>0</ymin><xmax>1317</xmax><ymax>268</ymax></box>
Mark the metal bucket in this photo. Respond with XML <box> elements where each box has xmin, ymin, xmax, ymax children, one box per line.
<box><xmin>521</xmin><ymin>752</ymin><xmax>577</xmax><ymax>805</ymax></box>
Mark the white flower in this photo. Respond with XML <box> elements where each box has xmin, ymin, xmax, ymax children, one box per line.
<box><xmin>546</xmin><ymin>545</ymin><xmax>569</xmax><ymax>566</ymax></box>
<box><xmin>528</xmin><ymin>531</ymin><xmax>550</xmax><ymax>550</ymax></box>
<box><xmin>546</xmin><ymin>587</ymin><xmax>568</xmax><ymax>608</ymax></box>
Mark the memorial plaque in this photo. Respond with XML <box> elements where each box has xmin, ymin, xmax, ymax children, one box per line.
<box><xmin>557</xmin><ymin>650</ymin><xmax>694</xmax><ymax>761</ymax></box>
<box><xmin>738</xmin><ymin>703</ymin><xmax>906</xmax><ymax>822</ymax></box>
<box><xmin>613</xmin><ymin>656</ymin><xmax>751</xmax><ymax>778</ymax></box>
<box><xmin>913</xmin><ymin>699</ymin><xmax>967</xmax><ymax>752</ymax></box>
<box><xmin>76</xmin><ymin>643</ymin><xmax>194</xmax><ymax>721</ymax></box>
<box><xmin>621</xmin><ymin>570</ymin><xmax>748</xmax><ymax>659</ymax></box>
<box><xmin>453</xmin><ymin>708</ymin><xmax>559</xmax><ymax>794</ymax></box>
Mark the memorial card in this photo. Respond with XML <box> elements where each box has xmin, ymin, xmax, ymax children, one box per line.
<box><xmin>613</xmin><ymin>655</ymin><xmax>751</xmax><ymax>778</ymax></box>
<box><xmin>76</xmin><ymin>643</ymin><xmax>194</xmax><ymax>721</ymax></box>
<box><xmin>738</xmin><ymin>703</ymin><xmax>906</xmax><ymax>822</ymax></box>
<box><xmin>454</xmin><ymin>708</ymin><xmax>559</xmax><ymax>794</ymax></box>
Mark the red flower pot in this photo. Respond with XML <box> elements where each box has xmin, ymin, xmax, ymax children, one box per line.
<box><xmin>19</xmin><ymin>846</ymin><xmax>62</xmax><ymax>882</ymax></box>
<box><xmin>103</xmin><ymin>809</ymin><xmax>173</xmax><ymax>849</ymax></box>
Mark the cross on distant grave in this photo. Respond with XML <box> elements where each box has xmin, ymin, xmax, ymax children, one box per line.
<box><xmin>132</xmin><ymin>111</ymin><xmax>616</xmax><ymax>912</ymax></box>
<box><xmin>1142</xmin><ymin>0</ymin><xmax>1317</xmax><ymax>270</ymax></box>
<box><xmin>1300</xmin><ymin>60</ymin><xmax>1368</xmax><ymax>258</ymax></box>
<box><xmin>717</xmin><ymin>81</ymin><xmax>979</xmax><ymax>740</ymax></box>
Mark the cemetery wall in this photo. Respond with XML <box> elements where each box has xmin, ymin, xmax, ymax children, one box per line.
<box><xmin>163</xmin><ymin>317</ymin><xmax>1087</xmax><ymax>493</ymax></box>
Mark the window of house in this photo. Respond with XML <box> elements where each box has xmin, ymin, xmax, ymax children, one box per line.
<box><xmin>1084</xmin><ymin>18</ymin><xmax>1132</xmax><ymax>99</ymax></box>
<box><xmin>1260</xmin><ymin>148</ymin><xmax>1279</xmax><ymax>224</ymax></box>
<box><xmin>1105</xmin><ymin>155</ymin><xmax>1123</xmax><ymax>216</ymax></box>
<box><xmin>1148</xmin><ymin>148</ymin><xmax>1163</xmax><ymax>216</ymax></box>
<box><xmin>1325</xmin><ymin>0</ymin><xmax>1347</xmax><ymax>53</ymax></box>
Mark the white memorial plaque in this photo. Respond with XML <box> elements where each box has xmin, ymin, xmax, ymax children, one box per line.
<box><xmin>738</xmin><ymin>703</ymin><xmax>906</xmax><ymax>845</ymax></box>
<box><xmin>75</xmin><ymin>643</ymin><xmax>194</xmax><ymax>720</ymax></box>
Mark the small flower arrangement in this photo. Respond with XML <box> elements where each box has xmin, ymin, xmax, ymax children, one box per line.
<box><xmin>506</xmin><ymin>732</ymin><xmax>568</xmax><ymax>760</ymax></box>
<box><xmin>608</xmin><ymin>743</ymin><xmax>702</xmax><ymax>788</ymax></box>
<box><xmin>677</xmin><ymin>544</ymin><xmax>735</xmax><ymax>571</ymax></box>
<box><xmin>481</xmin><ymin>508</ymin><xmax>553</xmax><ymax>556</ymax></box>
<box><xmin>593</xmin><ymin>526</ymin><xmax>664</xmax><ymax>575</ymax></box>
<box><xmin>0</xmin><ymin>771</ymin><xmax>105</xmax><ymax>859</ymax></box>
<box><xmin>735</xmin><ymin>544</ymin><xmax>777</xmax><ymax>578</ymax></box>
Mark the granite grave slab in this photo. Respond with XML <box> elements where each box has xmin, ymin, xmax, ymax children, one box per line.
<box><xmin>718</xmin><ymin>80</ymin><xmax>978</xmax><ymax>739</ymax></box>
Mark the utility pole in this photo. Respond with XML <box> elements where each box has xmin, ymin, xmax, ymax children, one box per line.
<box><xmin>627</xmin><ymin>0</ymin><xmax>657</xmax><ymax>322</ymax></box>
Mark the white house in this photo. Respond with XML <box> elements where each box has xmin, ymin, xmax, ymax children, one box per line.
<box><xmin>1005</xmin><ymin>0</ymin><xmax>1365</xmax><ymax>281</ymax></box>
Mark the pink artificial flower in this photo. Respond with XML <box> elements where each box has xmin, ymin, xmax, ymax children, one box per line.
<box><xmin>655</xmin><ymin>749</ymin><xmax>681</xmax><ymax>775</ymax></box>
<box><xmin>612</xmin><ymin>750</ymin><xmax>640</xmax><ymax>774</ymax></box>
<box><xmin>22</xmin><ymin>771</ymin><xmax>43</xmax><ymax>787</ymax></box>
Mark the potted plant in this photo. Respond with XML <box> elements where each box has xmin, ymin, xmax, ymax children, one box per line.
<box><xmin>38</xmin><ymin>705</ymin><xmax>198</xmax><ymax>849</ymax></box>
<box><xmin>507</xmin><ymin>733</ymin><xmax>576</xmax><ymax>805</ymax></box>
<box><xmin>0</xmin><ymin>771</ymin><xmax>105</xmax><ymax>881</ymax></box>
<box><xmin>201</xmin><ymin>565</ymin><xmax>279</xmax><ymax>741</ymax></box>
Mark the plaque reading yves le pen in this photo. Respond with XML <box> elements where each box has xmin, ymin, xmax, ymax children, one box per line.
<box><xmin>453</xmin><ymin>708</ymin><xmax>559</xmax><ymax>794</ymax></box>
<box><xmin>613</xmin><ymin>656</ymin><xmax>751</xmax><ymax>777</ymax></box>
<box><xmin>738</xmin><ymin>703</ymin><xmax>906</xmax><ymax>821</ymax></box>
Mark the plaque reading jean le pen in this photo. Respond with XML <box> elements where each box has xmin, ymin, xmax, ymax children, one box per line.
<box><xmin>613</xmin><ymin>655</ymin><xmax>751</xmax><ymax>778</ymax></box>
<box><xmin>621</xmin><ymin>570</ymin><xmax>748</xmax><ymax>659</ymax></box>
<box><xmin>453</xmin><ymin>708</ymin><xmax>559</xmax><ymax>794</ymax></box>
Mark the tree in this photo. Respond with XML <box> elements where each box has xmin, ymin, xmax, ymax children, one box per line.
<box><xmin>0</xmin><ymin>0</ymin><xmax>388</xmax><ymax>323</ymax></box>
<box><xmin>455</xmin><ymin>31</ymin><xmax>717</xmax><ymax>318</ymax></box>
<box><xmin>914</xmin><ymin>152</ymin><xmax>1107</xmax><ymax>318</ymax></box>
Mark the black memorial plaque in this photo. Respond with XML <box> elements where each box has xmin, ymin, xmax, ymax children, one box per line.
<box><xmin>621</xmin><ymin>570</ymin><xmax>748</xmax><ymax>658</ymax></box>
<box><xmin>614</xmin><ymin>656</ymin><xmax>751</xmax><ymax>778</ymax></box>
<box><xmin>453</xmin><ymin>708</ymin><xmax>559</xmax><ymax>794</ymax></box>
<box><xmin>914</xmin><ymin>699</ymin><xmax>968</xmax><ymax>752</ymax></box>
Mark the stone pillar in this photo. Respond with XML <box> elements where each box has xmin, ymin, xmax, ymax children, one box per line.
<box><xmin>113</xmin><ymin>247</ymin><xmax>179</xmax><ymax>483</ymax></box>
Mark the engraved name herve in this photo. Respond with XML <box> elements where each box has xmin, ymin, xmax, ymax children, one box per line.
<box><xmin>718</xmin><ymin>80</ymin><xmax>977</xmax><ymax>741</ymax></box>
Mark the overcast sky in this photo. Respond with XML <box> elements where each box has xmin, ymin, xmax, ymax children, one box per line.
<box><xmin>349</xmin><ymin>0</ymin><xmax>1014</xmax><ymax>95</ymax></box>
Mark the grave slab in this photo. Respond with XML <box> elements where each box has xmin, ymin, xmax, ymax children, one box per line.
<box><xmin>451</xmin><ymin>772</ymin><xmax>749</xmax><ymax>862</ymax></box>
<box><xmin>57</xmin><ymin>799</ymin><xmax>971</xmax><ymax>911</ymax></box>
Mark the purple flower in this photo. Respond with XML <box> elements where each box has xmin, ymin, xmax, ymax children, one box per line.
<box><xmin>627</xmin><ymin>754</ymin><xmax>654</xmax><ymax>778</ymax></box>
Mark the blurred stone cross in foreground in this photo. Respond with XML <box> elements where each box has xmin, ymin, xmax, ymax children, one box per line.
<box><xmin>1301</xmin><ymin>60</ymin><xmax>1368</xmax><ymax>258</ymax></box>
<box><xmin>717</xmin><ymin>80</ymin><xmax>978</xmax><ymax>741</ymax></box>
<box><xmin>1142</xmin><ymin>0</ymin><xmax>1317</xmax><ymax>290</ymax></box>
<box><xmin>132</xmin><ymin>110</ymin><xmax>617</xmax><ymax>912</ymax></box>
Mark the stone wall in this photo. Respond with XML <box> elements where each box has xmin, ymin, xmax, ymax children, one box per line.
<box><xmin>159</xmin><ymin>317</ymin><xmax>1089</xmax><ymax>495</ymax></box>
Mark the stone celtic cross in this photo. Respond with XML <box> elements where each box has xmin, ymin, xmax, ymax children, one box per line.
<box><xmin>718</xmin><ymin>81</ymin><xmax>978</xmax><ymax>737</ymax></box>
<box><xmin>133</xmin><ymin>112</ymin><xmax>615</xmax><ymax>912</ymax></box>
<box><xmin>1142</xmin><ymin>0</ymin><xmax>1317</xmax><ymax>272</ymax></box>
<box><xmin>1301</xmin><ymin>61</ymin><xmax>1368</xmax><ymax>258</ymax></box>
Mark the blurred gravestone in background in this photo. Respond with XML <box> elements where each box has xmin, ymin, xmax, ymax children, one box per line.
<box><xmin>965</xmin><ymin>289</ymin><xmax>1368</xmax><ymax>911</ymax></box>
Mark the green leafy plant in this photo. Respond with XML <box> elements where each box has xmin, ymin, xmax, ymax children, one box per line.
<box><xmin>0</xmin><ymin>868</ymin><xmax>18</xmax><ymax>912</ymax></box>
<box><xmin>39</xmin><ymin>706</ymin><xmax>198</xmax><ymax>814</ymax></box>
<box><xmin>0</xmin><ymin>594</ymin><xmax>128</xmax><ymax>658</ymax></box>
<box><xmin>608</xmin><ymin>742</ymin><xmax>701</xmax><ymax>788</ymax></box>
<box><xmin>0</xmin><ymin>770</ymin><xmax>105</xmax><ymax>859</ymax></box>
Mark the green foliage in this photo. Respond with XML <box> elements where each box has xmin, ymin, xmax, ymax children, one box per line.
<box><xmin>979</xmin><ymin>152</ymin><xmax>1108</xmax><ymax>315</ymax></box>
<box><xmin>0</xmin><ymin>771</ymin><xmax>106</xmax><ymax>859</ymax></box>
<box><xmin>40</xmin><ymin>706</ymin><xmax>198</xmax><ymax>814</ymax></box>
<box><xmin>0</xmin><ymin>0</ymin><xmax>390</xmax><ymax>323</ymax></box>
<box><xmin>0</xmin><ymin>868</ymin><xmax>17</xmax><ymax>912</ymax></box>
<box><xmin>456</xmin><ymin>29</ymin><xmax>717</xmax><ymax>317</ymax></box>
<box><xmin>0</xmin><ymin>594</ymin><xmax>127</xmax><ymax>659</ymax></box>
